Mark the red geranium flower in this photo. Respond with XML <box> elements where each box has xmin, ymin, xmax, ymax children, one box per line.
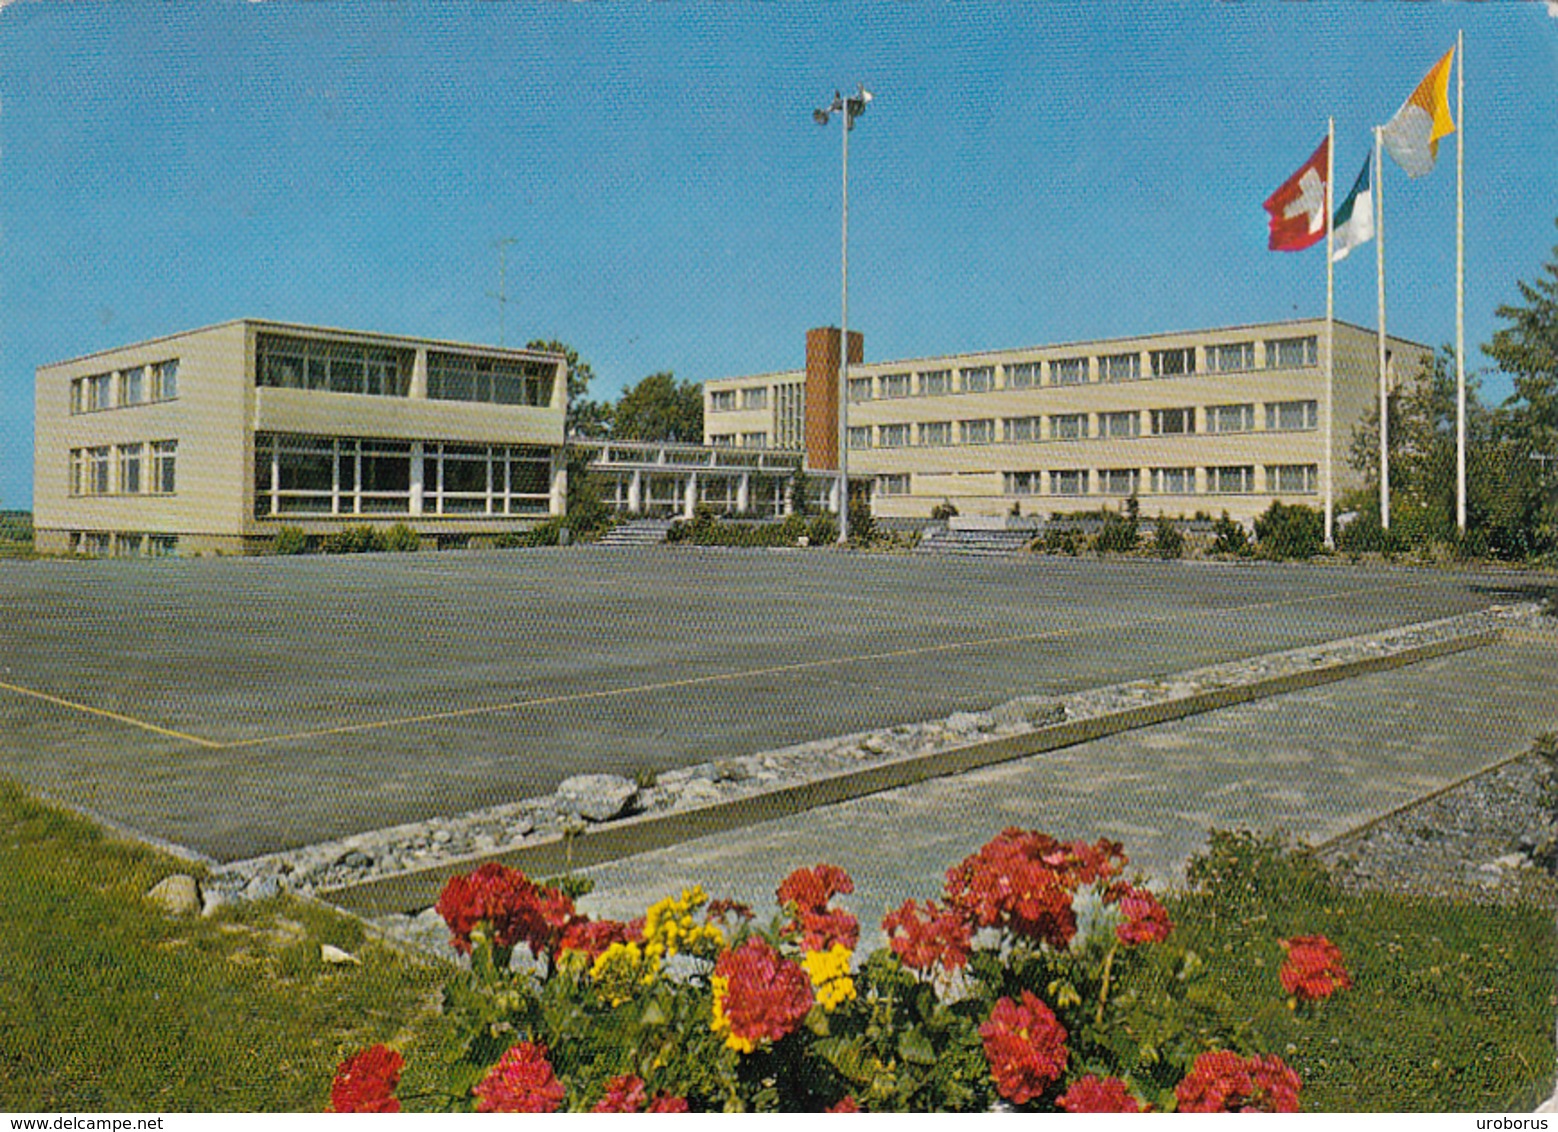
<box><xmin>435</xmin><ymin>862</ymin><xmax>577</xmax><ymax>959</ymax></box>
<box><xmin>1175</xmin><ymin>1050</ymin><xmax>1302</xmax><ymax>1113</ymax></box>
<box><xmin>882</xmin><ymin>899</ymin><xmax>973</xmax><ymax>972</ymax></box>
<box><xmin>978</xmin><ymin>991</ymin><xmax>1069</xmax><ymax>1105</ymax></box>
<box><xmin>945</xmin><ymin>829</ymin><xmax>1126</xmax><ymax>948</ymax></box>
<box><xmin>593</xmin><ymin>1074</ymin><xmax>648</xmax><ymax>1112</ymax></box>
<box><xmin>558</xmin><ymin>917</ymin><xmax>631</xmax><ymax>962</ymax></box>
<box><xmin>1057</xmin><ymin>1074</ymin><xmax>1145</xmax><ymax>1112</ymax></box>
<box><xmin>328</xmin><ymin>1044</ymin><xmax>403</xmax><ymax>1113</ymax></box>
<box><xmin>777</xmin><ymin>864</ymin><xmax>859</xmax><ymax>951</ymax></box>
<box><xmin>1279</xmin><ymin>935</ymin><xmax>1352</xmax><ymax>1001</ymax></box>
<box><xmin>826</xmin><ymin>1095</ymin><xmax>861</xmax><ymax>1112</ymax></box>
<box><xmin>472</xmin><ymin>1042</ymin><xmax>566</xmax><ymax>1113</ymax></box>
<box><xmin>647</xmin><ymin>1094</ymin><xmax>691</xmax><ymax>1112</ymax></box>
<box><xmin>1111</xmin><ymin>884</ymin><xmax>1173</xmax><ymax>946</ymax></box>
<box><xmin>712</xmin><ymin>936</ymin><xmax>815</xmax><ymax>1049</ymax></box>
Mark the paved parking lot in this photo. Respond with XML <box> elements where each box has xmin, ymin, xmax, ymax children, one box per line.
<box><xmin>0</xmin><ymin>547</ymin><xmax>1540</xmax><ymax>861</ymax></box>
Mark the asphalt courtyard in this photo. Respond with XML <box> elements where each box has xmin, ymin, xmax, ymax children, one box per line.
<box><xmin>0</xmin><ymin>547</ymin><xmax>1542</xmax><ymax>862</ymax></box>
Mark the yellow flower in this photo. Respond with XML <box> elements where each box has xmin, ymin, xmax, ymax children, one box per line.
<box><xmin>802</xmin><ymin>944</ymin><xmax>857</xmax><ymax>1013</ymax></box>
<box><xmin>590</xmin><ymin>941</ymin><xmax>659</xmax><ymax>1007</ymax></box>
<box><xmin>642</xmin><ymin>886</ymin><xmax>723</xmax><ymax>959</ymax></box>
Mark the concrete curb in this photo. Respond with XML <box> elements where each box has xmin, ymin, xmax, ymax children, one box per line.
<box><xmin>320</xmin><ymin>627</ymin><xmax>1500</xmax><ymax>915</ymax></box>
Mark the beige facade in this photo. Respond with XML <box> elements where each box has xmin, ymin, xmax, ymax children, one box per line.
<box><xmin>704</xmin><ymin>319</ymin><xmax>1428</xmax><ymax>524</ymax></box>
<box><xmin>35</xmin><ymin>320</ymin><xmax>568</xmax><ymax>555</ymax></box>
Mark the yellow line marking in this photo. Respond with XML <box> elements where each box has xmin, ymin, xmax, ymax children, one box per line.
<box><xmin>224</xmin><ymin>577</ymin><xmax>1445</xmax><ymax>751</ymax></box>
<box><xmin>0</xmin><ymin>680</ymin><xmax>224</xmax><ymax>748</ymax></box>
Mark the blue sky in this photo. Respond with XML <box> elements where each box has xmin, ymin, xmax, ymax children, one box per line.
<box><xmin>2</xmin><ymin>2</ymin><xmax>1555</xmax><ymax>509</ymax></box>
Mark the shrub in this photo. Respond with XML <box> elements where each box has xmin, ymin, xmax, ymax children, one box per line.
<box><xmin>1334</xmin><ymin>511</ymin><xmax>1406</xmax><ymax>557</ymax></box>
<box><xmin>1152</xmin><ymin>516</ymin><xmax>1184</xmax><ymax>559</ymax></box>
<box><xmin>1253</xmin><ymin>502</ymin><xmax>1325</xmax><ymax>560</ymax></box>
<box><xmin>273</xmin><ymin>526</ymin><xmax>310</xmax><ymax>555</ymax></box>
<box><xmin>321</xmin><ymin>525</ymin><xmax>385</xmax><ymax>554</ymax></box>
<box><xmin>806</xmin><ymin>514</ymin><xmax>838</xmax><ymax>545</ymax></box>
<box><xmin>1040</xmin><ymin>527</ymin><xmax>1082</xmax><ymax>556</ymax></box>
<box><xmin>1210</xmin><ymin>512</ymin><xmax>1251</xmax><ymax>557</ymax></box>
<box><xmin>331</xmin><ymin>830</ymin><xmax>1324</xmax><ymax>1113</ymax></box>
<box><xmin>382</xmin><ymin>523</ymin><xmax>420</xmax><ymax>553</ymax></box>
<box><xmin>1093</xmin><ymin>511</ymin><xmax>1139</xmax><ymax>554</ymax></box>
<box><xmin>496</xmin><ymin>518</ymin><xmax>566</xmax><ymax>549</ymax></box>
<box><xmin>846</xmin><ymin>501</ymin><xmax>875</xmax><ymax>545</ymax></box>
<box><xmin>929</xmin><ymin>499</ymin><xmax>959</xmax><ymax>521</ymax></box>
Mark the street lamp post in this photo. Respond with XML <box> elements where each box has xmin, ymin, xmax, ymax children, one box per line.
<box><xmin>814</xmin><ymin>85</ymin><xmax>871</xmax><ymax>544</ymax></box>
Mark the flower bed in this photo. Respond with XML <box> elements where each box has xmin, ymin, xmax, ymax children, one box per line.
<box><xmin>330</xmin><ymin>828</ymin><xmax>1347</xmax><ymax>1112</ymax></box>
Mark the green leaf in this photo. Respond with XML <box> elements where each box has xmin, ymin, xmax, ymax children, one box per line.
<box><xmin>897</xmin><ymin>1026</ymin><xmax>937</xmax><ymax>1066</ymax></box>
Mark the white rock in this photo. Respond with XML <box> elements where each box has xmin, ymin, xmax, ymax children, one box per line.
<box><xmin>556</xmin><ymin>773</ymin><xmax>639</xmax><ymax>822</ymax></box>
<box><xmin>146</xmin><ymin>874</ymin><xmax>202</xmax><ymax>917</ymax></box>
<box><xmin>321</xmin><ymin>944</ymin><xmax>361</xmax><ymax>966</ymax></box>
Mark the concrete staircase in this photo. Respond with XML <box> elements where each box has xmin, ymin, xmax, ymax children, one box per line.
<box><xmin>914</xmin><ymin>527</ymin><xmax>1034</xmax><ymax>557</ymax></box>
<box><xmin>595</xmin><ymin>518</ymin><xmax>678</xmax><ymax>547</ymax></box>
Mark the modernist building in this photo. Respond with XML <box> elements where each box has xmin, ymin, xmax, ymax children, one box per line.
<box><xmin>34</xmin><ymin>320</ymin><xmax>569</xmax><ymax>556</ymax></box>
<box><xmin>704</xmin><ymin>320</ymin><xmax>1430</xmax><ymax>524</ymax></box>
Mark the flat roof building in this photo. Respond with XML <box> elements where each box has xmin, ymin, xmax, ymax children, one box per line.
<box><xmin>704</xmin><ymin>319</ymin><xmax>1430</xmax><ymax>524</ymax></box>
<box><xmin>34</xmin><ymin>320</ymin><xmax>569</xmax><ymax>556</ymax></box>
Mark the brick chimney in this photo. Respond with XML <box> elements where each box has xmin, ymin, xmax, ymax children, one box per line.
<box><xmin>804</xmin><ymin>326</ymin><xmax>863</xmax><ymax>471</ymax></box>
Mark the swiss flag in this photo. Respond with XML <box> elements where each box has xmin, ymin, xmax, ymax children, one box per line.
<box><xmin>1263</xmin><ymin>137</ymin><xmax>1330</xmax><ymax>253</ymax></box>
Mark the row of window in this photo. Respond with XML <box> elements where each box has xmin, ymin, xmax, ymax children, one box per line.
<box><xmin>708</xmin><ymin>432</ymin><xmax>770</xmax><ymax>449</ymax></box>
<box><xmin>70</xmin><ymin>360</ymin><xmax>179</xmax><ymax>414</ymax></box>
<box><xmin>848</xmin><ymin>401</ymin><xmax>1319</xmax><ymax>449</ymax></box>
<box><xmin>69</xmin><ymin>442</ymin><xmax>178</xmax><ymax>497</ymax></box>
<box><xmin>874</xmin><ymin>464</ymin><xmax>1319</xmax><ymax>498</ymax></box>
<box><xmin>255</xmin><ymin>334</ymin><xmax>555</xmax><ymax>407</ymax></box>
<box><xmin>69</xmin><ymin>531</ymin><xmax>179</xmax><ymax>557</ymax></box>
<box><xmin>710</xmin><ymin>336</ymin><xmax>1320</xmax><ymax>410</ymax></box>
<box><xmin>252</xmin><ymin>433</ymin><xmax>553</xmax><ymax>517</ymax></box>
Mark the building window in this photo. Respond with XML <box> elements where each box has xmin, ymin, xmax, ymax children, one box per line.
<box><xmin>150</xmin><ymin>441</ymin><xmax>177</xmax><ymax>494</ymax></box>
<box><xmin>1265</xmin><ymin>335</ymin><xmax>1318</xmax><ymax>369</ymax></box>
<box><xmin>151</xmin><ymin>359</ymin><xmax>179</xmax><ymax>401</ymax></box>
<box><xmin>961</xmin><ymin>366</ymin><xmax>994</xmax><ymax>394</ymax></box>
<box><xmin>961</xmin><ymin>419</ymin><xmax>995</xmax><ymax>445</ymax></box>
<box><xmin>1052</xmin><ymin>357</ymin><xmax>1088</xmax><ymax>386</ymax></box>
<box><xmin>75</xmin><ymin>532</ymin><xmax>112</xmax><ymax>557</ymax></box>
<box><xmin>1268</xmin><ymin>463</ymin><xmax>1319</xmax><ymax>493</ymax></box>
<box><xmin>148</xmin><ymin>535</ymin><xmax>179</xmax><ymax>557</ymax></box>
<box><xmin>920</xmin><ymin>369</ymin><xmax>952</xmax><ymax>397</ymax></box>
<box><xmin>1208</xmin><ymin>341</ymin><xmax>1255</xmax><ymax>373</ymax></box>
<box><xmin>1100</xmin><ymin>352</ymin><xmax>1141</xmax><ymax>382</ymax></box>
<box><xmin>1004</xmin><ymin>416</ymin><xmax>1042</xmax><ymax>443</ymax></box>
<box><xmin>1150</xmin><ymin>347</ymin><xmax>1196</xmax><ymax>377</ymax></box>
<box><xmin>1150</xmin><ymin>407</ymin><xmax>1196</xmax><ymax>436</ymax></box>
<box><xmin>427</xmin><ymin>351</ymin><xmax>548</xmax><ymax>406</ymax></box>
<box><xmin>1004</xmin><ymin>471</ymin><xmax>1042</xmax><ymax>495</ymax></box>
<box><xmin>847</xmin><ymin>426</ymin><xmax>872</xmax><ymax>449</ymax></box>
<box><xmin>1051</xmin><ymin>413</ymin><xmax>1089</xmax><ymax>441</ymax></box>
<box><xmin>709</xmin><ymin>390</ymin><xmax>737</xmax><ymax>412</ymax></box>
<box><xmin>119</xmin><ymin>367</ymin><xmax>145</xmax><ymax>407</ymax></box>
<box><xmin>72</xmin><ymin>447</ymin><xmax>111</xmax><ymax>496</ymax></box>
<box><xmin>848</xmin><ymin>377</ymin><xmax>873</xmax><ymax>403</ymax></box>
<box><xmin>1207</xmin><ymin>403</ymin><xmax>1256</xmax><ymax>434</ymax></box>
<box><xmin>876</xmin><ymin>474</ymin><xmax>910</xmax><ymax>496</ymax></box>
<box><xmin>740</xmin><ymin>432</ymin><xmax>768</xmax><ymax>449</ymax></box>
<box><xmin>1006</xmin><ymin>361</ymin><xmax>1040</xmax><ymax>390</ymax></box>
<box><xmin>258</xmin><ymin>334</ymin><xmax>413</xmax><ymax>398</ymax></box>
<box><xmin>433</xmin><ymin>443</ymin><xmax>492</xmax><ymax>514</ymax></box>
<box><xmin>115</xmin><ymin>533</ymin><xmax>144</xmax><ymax>558</ymax></box>
<box><xmin>1265</xmin><ymin>399</ymin><xmax>1319</xmax><ymax>431</ymax></box>
<box><xmin>919</xmin><ymin>421</ymin><xmax>952</xmax><ymax>447</ymax></box>
<box><xmin>1051</xmin><ymin>469</ymin><xmax>1088</xmax><ymax>495</ymax></box>
<box><xmin>775</xmin><ymin>382</ymin><xmax>805</xmax><ymax>450</ymax></box>
<box><xmin>74</xmin><ymin>373</ymin><xmax>114</xmax><ymax>413</ymax></box>
<box><xmin>1099</xmin><ymin>411</ymin><xmax>1140</xmax><ymax>439</ymax></box>
<box><xmin>879</xmin><ymin>424</ymin><xmax>911</xmax><ymax>448</ymax></box>
<box><xmin>741</xmin><ymin>387</ymin><xmax>768</xmax><ymax>411</ymax></box>
<box><xmin>879</xmin><ymin>373</ymin><xmax>911</xmax><ymax>399</ymax></box>
<box><xmin>117</xmin><ymin>443</ymin><xmax>144</xmax><ymax>494</ymax></box>
<box><xmin>1152</xmin><ymin>467</ymin><xmax>1196</xmax><ymax>494</ymax></box>
<box><xmin>1099</xmin><ymin>468</ymin><xmax>1140</xmax><ymax>495</ymax></box>
<box><xmin>710</xmin><ymin>433</ymin><xmax>736</xmax><ymax>447</ymax></box>
<box><xmin>1208</xmin><ymin>465</ymin><xmax>1255</xmax><ymax>494</ymax></box>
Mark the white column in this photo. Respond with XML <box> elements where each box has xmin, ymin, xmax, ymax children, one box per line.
<box><xmin>737</xmin><ymin>472</ymin><xmax>750</xmax><ymax>513</ymax></box>
<box><xmin>628</xmin><ymin>469</ymin><xmax>642</xmax><ymax>515</ymax></box>
<box><xmin>410</xmin><ymin>349</ymin><xmax>428</xmax><ymax>400</ymax></box>
<box><xmin>684</xmin><ymin>472</ymin><xmax>698</xmax><ymax>518</ymax></box>
<box><xmin>410</xmin><ymin>442</ymin><xmax>425</xmax><ymax>515</ymax></box>
<box><xmin>549</xmin><ymin>452</ymin><xmax>567</xmax><ymax>517</ymax></box>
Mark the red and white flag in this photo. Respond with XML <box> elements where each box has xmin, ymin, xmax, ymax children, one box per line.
<box><xmin>1263</xmin><ymin>136</ymin><xmax>1330</xmax><ymax>252</ymax></box>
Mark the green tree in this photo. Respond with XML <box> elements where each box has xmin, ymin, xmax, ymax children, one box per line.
<box><xmin>611</xmin><ymin>371</ymin><xmax>704</xmax><ymax>442</ymax></box>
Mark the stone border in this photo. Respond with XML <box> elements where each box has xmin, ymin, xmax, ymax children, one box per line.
<box><xmin>231</xmin><ymin>605</ymin><xmax>1532</xmax><ymax>917</ymax></box>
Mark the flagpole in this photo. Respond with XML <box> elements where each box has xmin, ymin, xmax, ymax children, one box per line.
<box><xmin>1455</xmin><ymin>29</ymin><xmax>1466</xmax><ymax>535</ymax></box>
<box><xmin>1376</xmin><ymin>126</ymin><xmax>1390</xmax><ymax>530</ymax></box>
<box><xmin>1324</xmin><ymin>117</ymin><xmax>1335</xmax><ymax>549</ymax></box>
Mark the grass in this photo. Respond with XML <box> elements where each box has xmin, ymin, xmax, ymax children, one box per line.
<box><xmin>0</xmin><ymin>780</ymin><xmax>455</xmax><ymax>1111</ymax></box>
<box><xmin>1169</xmin><ymin>830</ymin><xmax>1556</xmax><ymax>1112</ymax></box>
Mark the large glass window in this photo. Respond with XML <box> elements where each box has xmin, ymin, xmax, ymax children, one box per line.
<box><xmin>428</xmin><ymin>351</ymin><xmax>549</xmax><ymax>406</ymax></box>
<box><xmin>960</xmin><ymin>419</ymin><xmax>995</xmax><ymax>445</ymax></box>
<box><xmin>879</xmin><ymin>424</ymin><xmax>911</xmax><ymax>448</ymax></box>
<box><xmin>1052</xmin><ymin>357</ymin><xmax>1088</xmax><ymax>386</ymax></box>
<box><xmin>119</xmin><ymin>367</ymin><xmax>145</xmax><ymax>407</ymax></box>
<box><xmin>848</xmin><ymin>378</ymin><xmax>873</xmax><ymax>403</ymax></box>
<box><xmin>257</xmin><ymin>334</ymin><xmax>411</xmax><ymax>397</ymax></box>
<box><xmin>1051</xmin><ymin>469</ymin><xmax>1088</xmax><ymax>495</ymax></box>
<box><xmin>876</xmin><ymin>474</ymin><xmax>910</xmax><ymax>496</ymax></box>
<box><xmin>961</xmin><ymin>366</ymin><xmax>994</xmax><ymax>394</ymax></box>
<box><xmin>1208</xmin><ymin>465</ymin><xmax>1255</xmax><ymax>494</ymax></box>
<box><xmin>1051</xmin><ymin>413</ymin><xmax>1089</xmax><ymax>441</ymax></box>
<box><xmin>709</xmin><ymin>390</ymin><xmax>737</xmax><ymax>412</ymax></box>
<box><xmin>117</xmin><ymin>443</ymin><xmax>143</xmax><ymax>495</ymax></box>
<box><xmin>150</xmin><ymin>441</ymin><xmax>177</xmax><ymax>494</ymax></box>
<box><xmin>1099</xmin><ymin>468</ymin><xmax>1140</xmax><ymax>495</ymax></box>
<box><xmin>1265</xmin><ymin>400</ymin><xmax>1319</xmax><ymax>430</ymax></box>
<box><xmin>879</xmin><ymin>373</ymin><xmax>911</xmax><ymax>398</ymax></box>
<box><xmin>1004</xmin><ymin>416</ymin><xmax>1041</xmax><ymax>443</ymax></box>
<box><xmin>1265</xmin><ymin>336</ymin><xmax>1318</xmax><ymax>369</ymax></box>
<box><xmin>920</xmin><ymin>370</ymin><xmax>952</xmax><ymax>397</ymax></box>
<box><xmin>1100</xmin><ymin>411</ymin><xmax>1140</xmax><ymax>439</ymax></box>
<box><xmin>1100</xmin><ymin>353</ymin><xmax>1141</xmax><ymax>382</ymax></box>
<box><xmin>1268</xmin><ymin>463</ymin><xmax>1318</xmax><ymax>493</ymax></box>
<box><xmin>919</xmin><ymin>421</ymin><xmax>952</xmax><ymax>447</ymax></box>
<box><xmin>1207</xmin><ymin>403</ymin><xmax>1255</xmax><ymax>434</ymax></box>
<box><xmin>1151</xmin><ymin>347</ymin><xmax>1196</xmax><ymax>377</ymax></box>
<box><xmin>1208</xmin><ymin>342</ymin><xmax>1255</xmax><ymax>373</ymax></box>
<box><xmin>1004</xmin><ymin>471</ymin><xmax>1042</xmax><ymax>495</ymax></box>
<box><xmin>151</xmin><ymin>359</ymin><xmax>179</xmax><ymax>400</ymax></box>
<box><xmin>1151</xmin><ymin>407</ymin><xmax>1196</xmax><ymax>436</ymax></box>
<box><xmin>847</xmin><ymin>426</ymin><xmax>872</xmax><ymax>449</ymax></box>
<box><xmin>1152</xmin><ymin>467</ymin><xmax>1195</xmax><ymax>494</ymax></box>
<box><xmin>1006</xmin><ymin>362</ymin><xmax>1039</xmax><ymax>390</ymax></box>
<box><xmin>741</xmin><ymin>387</ymin><xmax>768</xmax><ymax>410</ymax></box>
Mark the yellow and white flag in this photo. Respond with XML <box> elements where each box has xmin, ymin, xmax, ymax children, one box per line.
<box><xmin>1380</xmin><ymin>47</ymin><xmax>1457</xmax><ymax>178</ymax></box>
